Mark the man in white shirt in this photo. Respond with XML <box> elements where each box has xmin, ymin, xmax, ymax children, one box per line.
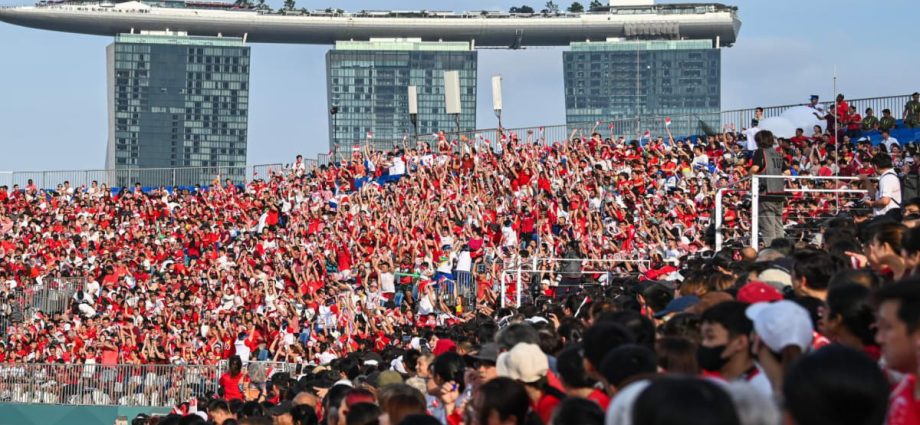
<box><xmin>880</xmin><ymin>129</ymin><xmax>900</xmax><ymax>153</ymax></box>
<box><xmin>864</xmin><ymin>154</ymin><xmax>901</xmax><ymax>217</ymax></box>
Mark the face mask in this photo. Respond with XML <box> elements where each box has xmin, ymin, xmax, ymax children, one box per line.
<box><xmin>697</xmin><ymin>344</ymin><xmax>729</xmax><ymax>372</ymax></box>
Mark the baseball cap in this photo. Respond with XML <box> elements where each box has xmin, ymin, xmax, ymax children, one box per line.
<box><xmin>497</xmin><ymin>343</ymin><xmax>548</xmax><ymax>384</ymax></box>
<box><xmin>467</xmin><ymin>343</ymin><xmax>499</xmax><ymax>364</ymax></box>
<box><xmin>737</xmin><ymin>281</ymin><xmax>783</xmax><ymax>304</ymax></box>
<box><xmin>653</xmin><ymin>295</ymin><xmax>699</xmax><ymax>318</ymax></box>
<box><xmin>758</xmin><ymin>265</ymin><xmax>792</xmax><ymax>291</ymax></box>
<box><xmin>745</xmin><ymin>300</ymin><xmax>813</xmax><ymax>352</ymax></box>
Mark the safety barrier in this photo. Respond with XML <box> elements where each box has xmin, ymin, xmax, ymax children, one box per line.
<box><xmin>392</xmin><ymin>272</ymin><xmax>476</xmax><ymax>314</ymax></box>
<box><xmin>0</xmin><ymin>277</ymin><xmax>84</xmax><ymax>335</ymax></box>
<box><xmin>2</xmin><ymin>167</ymin><xmax>248</xmax><ymax>191</ymax></box>
<box><xmin>215</xmin><ymin>360</ymin><xmax>300</xmax><ymax>384</ymax></box>
<box><xmin>499</xmin><ymin>256</ymin><xmax>652</xmax><ymax>307</ymax></box>
<box><xmin>714</xmin><ymin>175</ymin><xmax>871</xmax><ymax>251</ymax></box>
<box><xmin>0</xmin><ymin>363</ymin><xmax>218</xmax><ymax>407</ymax></box>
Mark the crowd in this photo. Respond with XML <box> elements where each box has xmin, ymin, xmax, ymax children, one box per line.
<box><xmin>0</xmin><ymin>94</ymin><xmax>919</xmax><ymax>424</ymax></box>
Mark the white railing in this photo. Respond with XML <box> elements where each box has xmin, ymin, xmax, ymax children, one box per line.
<box><xmin>715</xmin><ymin>175</ymin><xmax>871</xmax><ymax>251</ymax></box>
<box><xmin>499</xmin><ymin>256</ymin><xmax>651</xmax><ymax>307</ymax></box>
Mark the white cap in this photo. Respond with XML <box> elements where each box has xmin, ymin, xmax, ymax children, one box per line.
<box><xmin>497</xmin><ymin>343</ymin><xmax>548</xmax><ymax>384</ymax></box>
<box><xmin>745</xmin><ymin>301</ymin><xmax>813</xmax><ymax>352</ymax></box>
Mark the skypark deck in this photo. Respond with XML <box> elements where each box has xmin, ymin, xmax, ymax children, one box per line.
<box><xmin>0</xmin><ymin>1</ymin><xmax>740</xmax><ymax>47</ymax></box>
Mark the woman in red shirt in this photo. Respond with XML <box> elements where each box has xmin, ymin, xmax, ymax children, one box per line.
<box><xmin>218</xmin><ymin>355</ymin><xmax>247</xmax><ymax>401</ymax></box>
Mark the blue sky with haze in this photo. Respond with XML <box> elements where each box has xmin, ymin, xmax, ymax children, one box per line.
<box><xmin>0</xmin><ymin>0</ymin><xmax>917</xmax><ymax>170</ymax></box>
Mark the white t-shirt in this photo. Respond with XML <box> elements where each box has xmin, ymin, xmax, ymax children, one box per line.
<box><xmin>883</xmin><ymin>137</ymin><xmax>900</xmax><ymax>152</ymax></box>
<box><xmin>875</xmin><ymin>169</ymin><xmax>902</xmax><ymax>216</ymax></box>
<box><xmin>379</xmin><ymin>271</ymin><xmax>395</xmax><ymax>294</ymax></box>
<box><xmin>234</xmin><ymin>340</ymin><xmax>251</xmax><ymax>363</ymax></box>
<box><xmin>455</xmin><ymin>251</ymin><xmax>472</xmax><ymax>273</ymax></box>
<box><xmin>744</xmin><ymin>127</ymin><xmax>761</xmax><ymax>151</ymax></box>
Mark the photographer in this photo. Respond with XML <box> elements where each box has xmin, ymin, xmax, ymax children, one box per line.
<box><xmin>861</xmin><ymin>153</ymin><xmax>901</xmax><ymax>220</ymax></box>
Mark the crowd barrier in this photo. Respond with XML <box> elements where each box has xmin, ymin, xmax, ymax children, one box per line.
<box><xmin>0</xmin><ymin>277</ymin><xmax>84</xmax><ymax>335</ymax></box>
<box><xmin>215</xmin><ymin>360</ymin><xmax>300</xmax><ymax>383</ymax></box>
<box><xmin>500</xmin><ymin>256</ymin><xmax>652</xmax><ymax>307</ymax></box>
<box><xmin>713</xmin><ymin>175</ymin><xmax>871</xmax><ymax>251</ymax></box>
<box><xmin>0</xmin><ymin>363</ymin><xmax>218</xmax><ymax>407</ymax></box>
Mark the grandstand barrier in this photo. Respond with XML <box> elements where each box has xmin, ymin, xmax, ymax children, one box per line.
<box><xmin>215</xmin><ymin>360</ymin><xmax>300</xmax><ymax>385</ymax></box>
<box><xmin>391</xmin><ymin>272</ymin><xmax>476</xmax><ymax>314</ymax></box>
<box><xmin>0</xmin><ymin>363</ymin><xmax>218</xmax><ymax>408</ymax></box>
<box><xmin>714</xmin><ymin>175</ymin><xmax>871</xmax><ymax>251</ymax></box>
<box><xmin>500</xmin><ymin>257</ymin><xmax>652</xmax><ymax>307</ymax></box>
<box><xmin>0</xmin><ymin>277</ymin><xmax>84</xmax><ymax>335</ymax></box>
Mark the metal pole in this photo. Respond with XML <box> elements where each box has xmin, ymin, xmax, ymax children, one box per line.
<box><xmin>500</xmin><ymin>272</ymin><xmax>506</xmax><ymax>308</ymax></box>
<box><xmin>515</xmin><ymin>261</ymin><xmax>522</xmax><ymax>308</ymax></box>
<box><xmin>833</xmin><ymin>66</ymin><xmax>840</xmax><ymax>215</ymax></box>
<box><xmin>751</xmin><ymin>176</ymin><xmax>760</xmax><ymax>249</ymax></box>
<box><xmin>715</xmin><ymin>188</ymin><xmax>725</xmax><ymax>251</ymax></box>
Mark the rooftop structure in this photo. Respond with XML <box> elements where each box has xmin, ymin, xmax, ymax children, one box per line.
<box><xmin>0</xmin><ymin>1</ymin><xmax>740</xmax><ymax>47</ymax></box>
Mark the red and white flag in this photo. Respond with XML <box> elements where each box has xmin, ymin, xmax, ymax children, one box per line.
<box><xmin>664</xmin><ymin>117</ymin><xmax>672</xmax><ymax>127</ymax></box>
<box><xmin>609</xmin><ymin>122</ymin><xmax>615</xmax><ymax>130</ymax></box>
<box><xmin>366</xmin><ymin>131</ymin><xmax>374</xmax><ymax>139</ymax></box>
<box><xmin>642</xmin><ymin>130</ymin><xmax>651</xmax><ymax>140</ymax></box>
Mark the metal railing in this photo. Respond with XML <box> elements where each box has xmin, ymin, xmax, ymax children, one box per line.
<box><xmin>500</xmin><ymin>256</ymin><xmax>652</xmax><ymax>307</ymax></box>
<box><xmin>4</xmin><ymin>167</ymin><xmax>248</xmax><ymax>191</ymax></box>
<box><xmin>714</xmin><ymin>175</ymin><xmax>871</xmax><ymax>251</ymax></box>
<box><xmin>0</xmin><ymin>363</ymin><xmax>218</xmax><ymax>407</ymax></box>
<box><xmin>719</xmin><ymin>94</ymin><xmax>913</xmax><ymax>132</ymax></box>
<box><xmin>216</xmin><ymin>360</ymin><xmax>300</xmax><ymax>384</ymax></box>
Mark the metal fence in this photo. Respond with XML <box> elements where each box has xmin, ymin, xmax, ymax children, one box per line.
<box><xmin>0</xmin><ymin>363</ymin><xmax>218</xmax><ymax>407</ymax></box>
<box><xmin>4</xmin><ymin>167</ymin><xmax>248</xmax><ymax>191</ymax></box>
<box><xmin>0</xmin><ymin>277</ymin><xmax>85</xmax><ymax>337</ymax></box>
<box><xmin>216</xmin><ymin>360</ymin><xmax>301</xmax><ymax>382</ymax></box>
<box><xmin>500</xmin><ymin>256</ymin><xmax>652</xmax><ymax>307</ymax></box>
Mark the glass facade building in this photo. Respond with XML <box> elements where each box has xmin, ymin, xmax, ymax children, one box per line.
<box><xmin>563</xmin><ymin>39</ymin><xmax>721</xmax><ymax>138</ymax></box>
<box><xmin>326</xmin><ymin>39</ymin><xmax>477</xmax><ymax>159</ymax></box>
<box><xmin>106</xmin><ymin>32</ymin><xmax>250</xmax><ymax>185</ymax></box>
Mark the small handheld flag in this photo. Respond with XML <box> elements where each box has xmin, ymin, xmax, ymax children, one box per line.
<box><xmin>664</xmin><ymin>117</ymin><xmax>672</xmax><ymax>127</ymax></box>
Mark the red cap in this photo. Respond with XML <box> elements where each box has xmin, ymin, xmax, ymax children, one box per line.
<box><xmin>433</xmin><ymin>339</ymin><xmax>456</xmax><ymax>356</ymax></box>
<box><xmin>737</xmin><ymin>281</ymin><xmax>783</xmax><ymax>304</ymax></box>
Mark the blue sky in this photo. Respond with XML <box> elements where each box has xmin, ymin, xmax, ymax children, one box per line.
<box><xmin>0</xmin><ymin>0</ymin><xmax>917</xmax><ymax>171</ymax></box>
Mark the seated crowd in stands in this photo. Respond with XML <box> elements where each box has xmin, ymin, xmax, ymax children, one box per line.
<box><xmin>0</xmin><ymin>92</ymin><xmax>920</xmax><ymax>424</ymax></box>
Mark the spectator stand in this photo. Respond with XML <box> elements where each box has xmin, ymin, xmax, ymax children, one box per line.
<box><xmin>0</xmin><ymin>363</ymin><xmax>218</xmax><ymax>407</ymax></box>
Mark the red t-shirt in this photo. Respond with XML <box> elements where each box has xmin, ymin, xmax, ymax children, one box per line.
<box><xmin>889</xmin><ymin>374</ymin><xmax>920</xmax><ymax>425</ymax></box>
<box><xmin>587</xmin><ymin>388</ymin><xmax>610</xmax><ymax>409</ymax></box>
<box><xmin>534</xmin><ymin>392</ymin><xmax>562</xmax><ymax>425</ymax></box>
<box><xmin>218</xmin><ymin>372</ymin><xmax>245</xmax><ymax>401</ymax></box>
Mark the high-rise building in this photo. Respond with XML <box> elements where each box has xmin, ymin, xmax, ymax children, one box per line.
<box><xmin>106</xmin><ymin>31</ymin><xmax>250</xmax><ymax>185</ymax></box>
<box><xmin>564</xmin><ymin>39</ymin><xmax>721</xmax><ymax>138</ymax></box>
<box><xmin>326</xmin><ymin>38</ymin><xmax>477</xmax><ymax>159</ymax></box>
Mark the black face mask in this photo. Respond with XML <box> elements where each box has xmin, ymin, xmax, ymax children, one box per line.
<box><xmin>697</xmin><ymin>344</ymin><xmax>729</xmax><ymax>372</ymax></box>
